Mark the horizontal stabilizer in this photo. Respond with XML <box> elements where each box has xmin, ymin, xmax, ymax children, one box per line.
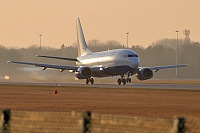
<box><xmin>36</xmin><ymin>55</ymin><xmax>78</xmax><ymax>62</ymax></box>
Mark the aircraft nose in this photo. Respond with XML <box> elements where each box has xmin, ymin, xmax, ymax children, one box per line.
<box><xmin>132</xmin><ymin>57</ymin><xmax>139</xmax><ymax>69</ymax></box>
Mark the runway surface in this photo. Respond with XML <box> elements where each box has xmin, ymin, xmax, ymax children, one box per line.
<box><xmin>0</xmin><ymin>81</ymin><xmax>200</xmax><ymax>90</ymax></box>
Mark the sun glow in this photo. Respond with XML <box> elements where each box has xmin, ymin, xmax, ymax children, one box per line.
<box><xmin>81</xmin><ymin>56</ymin><xmax>113</xmax><ymax>64</ymax></box>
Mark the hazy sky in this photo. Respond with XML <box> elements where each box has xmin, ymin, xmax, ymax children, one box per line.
<box><xmin>0</xmin><ymin>0</ymin><xmax>199</xmax><ymax>48</ymax></box>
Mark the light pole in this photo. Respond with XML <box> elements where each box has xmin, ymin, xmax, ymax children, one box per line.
<box><xmin>39</xmin><ymin>34</ymin><xmax>42</xmax><ymax>62</ymax></box>
<box><xmin>175</xmin><ymin>31</ymin><xmax>179</xmax><ymax>77</ymax></box>
<box><xmin>126</xmin><ymin>32</ymin><xmax>129</xmax><ymax>48</ymax></box>
<box><xmin>39</xmin><ymin>34</ymin><xmax>42</xmax><ymax>48</ymax></box>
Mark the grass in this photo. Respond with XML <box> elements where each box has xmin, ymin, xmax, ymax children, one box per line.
<box><xmin>0</xmin><ymin>83</ymin><xmax>200</xmax><ymax>117</ymax></box>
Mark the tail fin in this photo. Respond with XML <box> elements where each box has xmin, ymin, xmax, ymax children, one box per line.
<box><xmin>76</xmin><ymin>18</ymin><xmax>92</xmax><ymax>56</ymax></box>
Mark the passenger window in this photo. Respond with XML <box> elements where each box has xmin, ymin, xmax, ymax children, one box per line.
<box><xmin>123</xmin><ymin>55</ymin><xmax>128</xmax><ymax>58</ymax></box>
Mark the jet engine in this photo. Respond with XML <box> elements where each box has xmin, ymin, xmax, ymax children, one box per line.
<box><xmin>136</xmin><ymin>68</ymin><xmax>153</xmax><ymax>80</ymax></box>
<box><xmin>75</xmin><ymin>66</ymin><xmax>92</xmax><ymax>79</ymax></box>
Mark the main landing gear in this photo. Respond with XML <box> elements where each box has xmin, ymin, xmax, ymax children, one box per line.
<box><xmin>117</xmin><ymin>75</ymin><xmax>131</xmax><ymax>85</ymax></box>
<box><xmin>86</xmin><ymin>78</ymin><xmax>94</xmax><ymax>84</ymax></box>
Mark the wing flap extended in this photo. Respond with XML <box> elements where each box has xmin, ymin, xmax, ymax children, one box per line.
<box><xmin>7</xmin><ymin>61</ymin><xmax>77</xmax><ymax>70</ymax></box>
<box><xmin>36</xmin><ymin>55</ymin><xmax>78</xmax><ymax>62</ymax></box>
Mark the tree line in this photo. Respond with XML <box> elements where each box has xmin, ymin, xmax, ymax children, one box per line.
<box><xmin>0</xmin><ymin>39</ymin><xmax>199</xmax><ymax>81</ymax></box>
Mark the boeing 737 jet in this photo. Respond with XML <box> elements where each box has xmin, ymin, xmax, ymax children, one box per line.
<box><xmin>8</xmin><ymin>18</ymin><xmax>187</xmax><ymax>85</ymax></box>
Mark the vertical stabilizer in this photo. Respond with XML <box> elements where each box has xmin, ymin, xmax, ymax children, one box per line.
<box><xmin>76</xmin><ymin>18</ymin><xmax>92</xmax><ymax>56</ymax></box>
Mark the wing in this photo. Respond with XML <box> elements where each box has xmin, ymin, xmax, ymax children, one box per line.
<box><xmin>148</xmin><ymin>64</ymin><xmax>187</xmax><ymax>72</ymax></box>
<box><xmin>36</xmin><ymin>55</ymin><xmax>78</xmax><ymax>62</ymax></box>
<box><xmin>7</xmin><ymin>61</ymin><xmax>77</xmax><ymax>71</ymax></box>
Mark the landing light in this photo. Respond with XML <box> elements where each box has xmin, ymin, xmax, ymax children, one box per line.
<box><xmin>4</xmin><ymin>76</ymin><xmax>10</xmax><ymax>80</ymax></box>
<box><xmin>60</xmin><ymin>69</ymin><xmax>64</xmax><ymax>72</ymax></box>
<box><xmin>69</xmin><ymin>70</ymin><xmax>75</xmax><ymax>73</ymax></box>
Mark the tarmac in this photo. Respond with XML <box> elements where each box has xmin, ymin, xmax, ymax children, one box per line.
<box><xmin>0</xmin><ymin>81</ymin><xmax>200</xmax><ymax>90</ymax></box>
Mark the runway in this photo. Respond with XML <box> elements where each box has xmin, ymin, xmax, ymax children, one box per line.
<box><xmin>0</xmin><ymin>81</ymin><xmax>200</xmax><ymax>90</ymax></box>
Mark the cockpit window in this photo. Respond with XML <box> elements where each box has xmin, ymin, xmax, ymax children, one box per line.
<box><xmin>123</xmin><ymin>54</ymin><xmax>138</xmax><ymax>58</ymax></box>
<box><xmin>128</xmin><ymin>55</ymin><xmax>134</xmax><ymax>57</ymax></box>
<box><xmin>128</xmin><ymin>54</ymin><xmax>138</xmax><ymax>57</ymax></box>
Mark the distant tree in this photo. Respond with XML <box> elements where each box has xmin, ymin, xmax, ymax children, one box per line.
<box><xmin>0</xmin><ymin>39</ymin><xmax>200</xmax><ymax>80</ymax></box>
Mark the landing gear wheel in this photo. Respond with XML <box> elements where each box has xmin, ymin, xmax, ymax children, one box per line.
<box><xmin>122</xmin><ymin>79</ymin><xmax>126</xmax><ymax>85</ymax></box>
<box><xmin>86</xmin><ymin>78</ymin><xmax>89</xmax><ymax>84</ymax></box>
<box><xmin>129</xmin><ymin>78</ymin><xmax>131</xmax><ymax>83</ymax></box>
<box><xmin>126</xmin><ymin>78</ymin><xmax>131</xmax><ymax>83</ymax></box>
<box><xmin>90</xmin><ymin>78</ymin><xmax>94</xmax><ymax>84</ymax></box>
<box><xmin>126</xmin><ymin>78</ymin><xmax>129</xmax><ymax>83</ymax></box>
<box><xmin>117</xmin><ymin>78</ymin><xmax>121</xmax><ymax>85</ymax></box>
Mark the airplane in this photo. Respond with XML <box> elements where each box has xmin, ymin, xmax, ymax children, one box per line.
<box><xmin>8</xmin><ymin>18</ymin><xmax>187</xmax><ymax>85</ymax></box>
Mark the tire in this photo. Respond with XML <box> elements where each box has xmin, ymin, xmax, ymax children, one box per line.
<box><xmin>122</xmin><ymin>79</ymin><xmax>126</xmax><ymax>85</ymax></box>
<box><xmin>90</xmin><ymin>78</ymin><xmax>94</xmax><ymax>84</ymax></box>
<box><xmin>86</xmin><ymin>79</ymin><xmax>89</xmax><ymax>84</ymax></box>
<box><xmin>126</xmin><ymin>78</ymin><xmax>131</xmax><ymax>83</ymax></box>
<box><xmin>129</xmin><ymin>78</ymin><xmax>131</xmax><ymax>83</ymax></box>
<box><xmin>117</xmin><ymin>78</ymin><xmax>121</xmax><ymax>85</ymax></box>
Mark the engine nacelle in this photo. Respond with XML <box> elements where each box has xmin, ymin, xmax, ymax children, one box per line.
<box><xmin>75</xmin><ymin>66</ymin><xmax>92</xmax><ymax>79</ymax></box>
<box><xmin>136</xmin><ymin>68</ymin><xmax>153</xmax><ymax>80</ymax></box>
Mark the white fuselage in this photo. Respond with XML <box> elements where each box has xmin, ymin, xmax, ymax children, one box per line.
<box><xmin>76</xmin><ymin>49</ymin><xmax>139</xmax><ymax>77</ymax></box>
